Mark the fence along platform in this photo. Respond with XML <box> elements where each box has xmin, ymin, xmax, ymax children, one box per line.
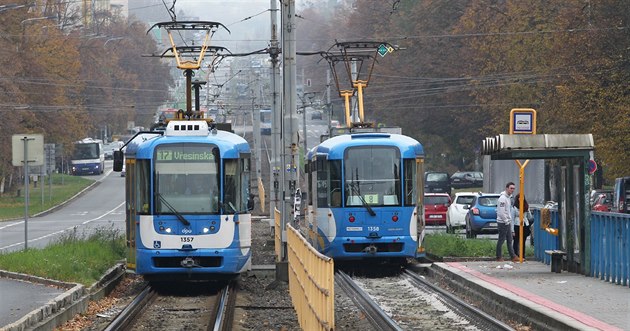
<box><xmin>286</xmin><ymin>224</ymin><xmax>335</xmax><ymax>331</ymax></box>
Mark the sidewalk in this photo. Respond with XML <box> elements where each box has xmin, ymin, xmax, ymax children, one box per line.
<box><xmin>420</xmin><ymin>260</ymin><xmax>629</xmax><ymax>331</ymax></box>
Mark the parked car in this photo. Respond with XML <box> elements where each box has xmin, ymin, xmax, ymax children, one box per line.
<box><xmin>446</xmin><ymin>192</ymin><xmax>478</xmax><ymax>233</ymax></box>
<box><xmin>612</xmin><ymin>176</ymin><xmax>630</xmax><ymax>214</ymax></box>
<box><xmin>311</xmin><ymin>111</ymin><xmax>323</xmax><ymax>120</ymax></box>
<box><xmin>465</xmin><ymin>193</ymin><xmax>500</xmax><ymax>238</ymax></box>
<box><xmin>591</xmin><ymin>194</ymin><xmax>611</xmax><ymax>212</ymax></box>
<box><xmin>450</xmin><ymin>171</ymin><xmax>483</xmax><ymax>189</ymax></box>
<box><xmin>423</xmin><ymin>193</ymin><xmax>451</xmax><ymax>226</ymax></box>
<box><xmin>424</xmin><ymin>171</ymin><xmax>451</xmax><ymax>195</ymax></box>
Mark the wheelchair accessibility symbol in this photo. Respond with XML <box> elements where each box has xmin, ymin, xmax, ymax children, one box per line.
<box><xmin>153</xmin><ymin>241</ymin><xmax>161</xmax><ymax>249</ymax></box>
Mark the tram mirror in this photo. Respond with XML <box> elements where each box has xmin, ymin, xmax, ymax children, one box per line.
<box><xmin>113</xmin><ymin>151</ymin><xmax>124</xmax><ymax>172</ymax></box>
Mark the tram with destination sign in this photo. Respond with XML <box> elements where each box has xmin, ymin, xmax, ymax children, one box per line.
<box><xmin>303</xmin><ymin>132</ymin><xmax>426</xmax><ymax>264</ymax></box>
<box><xmin>113</xmin><ymin>119</ymin><xmax>253</xmax><ymax>280</ymax></box>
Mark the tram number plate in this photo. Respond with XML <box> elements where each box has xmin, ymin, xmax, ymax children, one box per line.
<box><xmin>180</xmin><ymin>237</ymin><xmax>194</xmax><ymax>242</ymax></box>
<box><xmin>367</xmin><ymin>226</ymin><xmax>380</xmax><ymax>231</ymax></box>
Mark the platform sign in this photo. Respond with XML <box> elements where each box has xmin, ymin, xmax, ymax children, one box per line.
<box><xmin>12</xmin><ymin>134</ymin><xmax>44</xmax><ymax>166</ymax></box>
<box><xmin>509</xmin><ymin>108</ymin><xmax>537</xmax><ymax>134</ymax></box>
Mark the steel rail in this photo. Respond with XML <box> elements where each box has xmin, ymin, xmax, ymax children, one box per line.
<box><xmin>104</xmin><ymin>283</ymin><xmax>155</xmax><ymax>331</ymax></box>
<box><xmin>402</xmin><ymin>270</ymin><xmax>514</xmax><ymax>331</ymax></box>
<box><xmin>335</xmin><ymin>270</ymin><xmax>402</xmax><ymax>331</ymax></box>
<box><xmin>211</xmin><ymin>281</ymin><xmax>237</xmax><ymax>331</ymax></box>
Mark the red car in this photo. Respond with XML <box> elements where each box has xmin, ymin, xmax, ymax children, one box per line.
<box><xmin>592</xmin><ymin>193</ymin><xmax>611</xmax><ymax>212</ymax></box>
<box><xmin>424</xmin><ymin>193</ymin><xmax>451</xmax><ymax>226</ymax></box>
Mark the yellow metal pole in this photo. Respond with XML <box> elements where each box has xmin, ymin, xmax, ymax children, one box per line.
<box><xmin>353</xmin><ymin>80</ymin><xmax>367</xmax><ymax>122</ymax></box>
<box><xmin>340</xmin><ymin>90</ymin><xmax>353</xmax><ymax>128</ymax></box>
<box><xmin>514</xmin><ymin>159</ymin><xmax>530</xmax><ymax>262</ymax></box>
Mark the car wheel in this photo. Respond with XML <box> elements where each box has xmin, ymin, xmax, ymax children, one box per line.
<box><xmin>465</xmin><ymin>219</ymin><xmax>472</xmax><ymax>238</ymax></box>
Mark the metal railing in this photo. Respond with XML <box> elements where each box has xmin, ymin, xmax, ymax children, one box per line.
<box><xmin>532</xmin><ymin>208</ymin><xmax>630</xmax><ymax>286</ymax></box>
<box><xmin>286</xmin><ymin>224</ymin><xmax>335</xmax><ymax>331</ymax></box>
<box><xmin>590</xmin><ymin>211</ymin><xmax>630</xmax><ymax>286</ymax></box>
<box><xmin>532</xmin><ymin>208</ymin><xmax>560</xmax><ymax>264</ymax></box>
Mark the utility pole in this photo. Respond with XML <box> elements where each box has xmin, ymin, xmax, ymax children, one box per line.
<box><xmin>281</xmin><ymin>0</ymin><xmax>298</xmax><ymax>259</ymax></box>
<box><xmin>269</xmin><ymin>0</ymin><xmax>281</xmax><ymax>222</ymax></box>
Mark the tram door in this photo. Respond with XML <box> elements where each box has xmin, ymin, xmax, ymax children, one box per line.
<box><xmin>125</xmin><ymin>158</ymin><xmax>137</xmax><ymax>271</ymax></box>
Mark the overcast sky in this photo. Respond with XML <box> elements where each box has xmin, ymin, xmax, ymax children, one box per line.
<box><xmin>169</xmin><ymin>0</ymin><xmax>274</xmax><ymax>53</ymax></box>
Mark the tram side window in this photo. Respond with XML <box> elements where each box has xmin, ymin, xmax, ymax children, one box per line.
<box><xmin>136</xmin><ymin>159</ymin><xmax>151</xmax><ymax>214</ymax></box>
<box><xmin>316</xmin><ymin>159</ymin><xmax>328</xmax><ymax>207</ymax></box>
<box><xmin>404</xmin><ymin>159</ymin><xmax>416</xmax><ymax>206</ymax></box>
<box><xmin>306</xmin><ymin>161</ymin><xmax>313</xmax><ymax>205</ymax></box>
<box><xmin>240</xmin><ymin>158</ymin><xmax>251</xmax><ymax>211</ymax></box>
<box><xmin>329</xmin><ymin>160</ymin><xmax>342</xmax><ymax>207</ymax></box>
<box><xmin>224</xmin><ymin>158</ymin><xmax>250</xmax><ymax>213</ymax></box>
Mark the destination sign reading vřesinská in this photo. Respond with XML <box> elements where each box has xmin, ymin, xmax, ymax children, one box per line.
<box><xmin>156</xmin><ymin>147</ymin><xmax>216</xmax><ymax>162</ymax></box>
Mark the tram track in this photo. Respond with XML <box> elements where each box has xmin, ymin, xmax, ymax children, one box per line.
<box><xmin>336</xmin><ymin>269</ymin><xmax>513</xmax><ymax>331</ymax></box>
<box><xmin>103</xmin><ymin>280</ymin><xmax>237</xmax><ymax>331</ymax></box>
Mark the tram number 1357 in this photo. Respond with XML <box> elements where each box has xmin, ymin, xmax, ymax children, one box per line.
<box><xmin>180</xmin><ymin>237</ymin><xmax>194</xmax><ymax>243</ymax></box>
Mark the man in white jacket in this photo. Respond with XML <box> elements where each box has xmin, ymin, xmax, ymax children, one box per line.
<box><xmin>496</xmin><ymin>182</ymin><xmax>518</xmax><ymax>262</ymax></box>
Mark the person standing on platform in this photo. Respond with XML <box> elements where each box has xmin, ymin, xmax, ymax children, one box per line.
<box><xmin>496</xmin><ymin>182</ymin><xmax>518</xmax><ymax>262</ymax></box>
<box><xmin>512</xmin><ymin>193</ymin><xmax>531</xmax><ymax>259</ymax></box>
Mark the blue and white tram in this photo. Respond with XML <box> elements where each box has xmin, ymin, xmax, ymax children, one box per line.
<box><xmin>304</xmin><ymin>133</ymin><xmax>425</xmax><ymax>262</ymax></box>
<box><xmin>115</xmin><ymin>120</ymin><xmax>252</xmax><ymax>279</ymax></box>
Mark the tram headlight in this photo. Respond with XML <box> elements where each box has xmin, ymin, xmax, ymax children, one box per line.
<box><xmin>165</xmin><ymin>227</ymin><xmax>172</xmax><ymax>233</ymax></box>
<box><xmin>203</xmin><ymin>227</ymin><xmax>210</xmax><ymax>233</ymax></box>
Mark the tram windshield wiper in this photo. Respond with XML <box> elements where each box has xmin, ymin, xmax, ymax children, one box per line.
<box><xmin>350</xmin><ymin>181</ymin><xmax>376</xmax><ymax>216</ymax></box>
<box><xmin>157</xmin><ymin>192</ymin><xmax>190</xmax><ymax>226</ymax></box>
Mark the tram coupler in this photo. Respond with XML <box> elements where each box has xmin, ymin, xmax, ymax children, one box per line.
<box><xmin>180</xmin><ymin>257</ymin><xmax>199</xmax><ymax>268</ymax></box>
<box><xmin>363</xmin><ymin>245</ymin><xmax>378</xmax><ymax>254</ymax></box>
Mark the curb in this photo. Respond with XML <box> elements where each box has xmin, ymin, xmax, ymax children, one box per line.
<box><xmin>0</xmin><ymin>263</ymin><xmax>125</xmax><ymax>331</ymax></box>
<box><xmin>416</xmin><ymin>262</ymin><xmax>592</xmax><ymax>331</ymax></box>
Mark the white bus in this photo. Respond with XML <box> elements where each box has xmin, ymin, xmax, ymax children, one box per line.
<box><xmin>71</xmin><ymin>138</ymin><xmax>105</xmax><ymax>175</ymax></box>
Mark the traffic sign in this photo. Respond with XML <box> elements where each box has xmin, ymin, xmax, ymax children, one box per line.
<box><xmin>587</xmin><ymin>159</ymin><xmax>597</xmax><ymax>175</ymax></box>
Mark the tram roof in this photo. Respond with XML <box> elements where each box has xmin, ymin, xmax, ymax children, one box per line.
<box><xmin>307</xmin><ymin>133</ymin><xmax>424</xmax><ymax>160</ymax></box>
<box><xmin>125</xmin><ymin>129</ymin><xmax>250</xmax><ymax>159</ymax></box>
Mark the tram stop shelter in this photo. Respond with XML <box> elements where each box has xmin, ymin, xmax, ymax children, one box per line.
<box><xmin>481</xmin><ymin>134</ymin><xmax>595</xmax><ymax>275</ymax></box>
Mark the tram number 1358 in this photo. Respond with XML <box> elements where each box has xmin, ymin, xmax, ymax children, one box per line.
<box><xmin>180</xmin><ymin>237</ymin><xmax>194</xmax><ymax>243</ymax></box>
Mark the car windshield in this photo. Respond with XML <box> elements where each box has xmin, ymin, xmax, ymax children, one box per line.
<box><xmin>478</xmin><ymin>196</ymin><xmax>499</xmax><ymax>206</ymax></box>
<box><xmin>424</xmin><ymin>196</ymin><xmax>450</xmax><ymax>205</ymax></box>
<box><xmin>427</xmin><ymin>173</ymin><xmax>448</xmax><ymax>181</ymax></box>
<box><xmin>456</xmin><ymin>196</ymin><xmax>475</xmax><ymax>204</ymax></box>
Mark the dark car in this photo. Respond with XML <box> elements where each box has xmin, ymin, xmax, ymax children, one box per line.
<box><xmin>311</xmin><ymin>111</ymin><xmax>323</xmax><ymax>120</ymax></box>
<box><xmin>450</xmin><ymin>171</ymin><xmax>483</xmax><ymax>189</ymax></box>
<box><xmin>465</xmin><ymin>193</ymin><xmax>500</xmax><ymax>238</ymax></box>
<box><xmin>612</xmin><ymin>177</ymin><xmax>630</xmax><ymax>214</ymax></box>
<box><xmin>424</xmin><ymin>171</ymin><xmax>451</xmax><ymax>195</ymax></box>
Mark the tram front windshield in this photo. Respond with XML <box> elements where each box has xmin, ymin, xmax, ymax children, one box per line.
<box><xmin>344</xmin><ymin>146</ymin><xmax>401</xmax><ymax>206</ymax></box>
<box><xmin>154</xmin><ymin>144</ymin><xmax>220</xmax><ymax>214</ymax></box>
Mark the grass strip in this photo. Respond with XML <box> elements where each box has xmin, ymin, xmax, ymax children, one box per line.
<box><xmin>0</xmin><ymin>226</ymin><xmax>125</xmax><ymax>286</ymax></box>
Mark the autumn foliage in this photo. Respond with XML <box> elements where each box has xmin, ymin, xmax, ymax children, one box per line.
<box><xmin>0</xmin><ymin>1</ymin><xmax>172</xmax><ymax>191</ymax></box>
<box><xmin>296</xmin><ymin>0</ymin><xmax>629</xmax><ymax>182</ymax></box>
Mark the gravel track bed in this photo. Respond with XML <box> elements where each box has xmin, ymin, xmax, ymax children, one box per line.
<box><xmin>353</xmin><ymin>274</ymin><xmax>481</xmax><ymax>330</ymax></box>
